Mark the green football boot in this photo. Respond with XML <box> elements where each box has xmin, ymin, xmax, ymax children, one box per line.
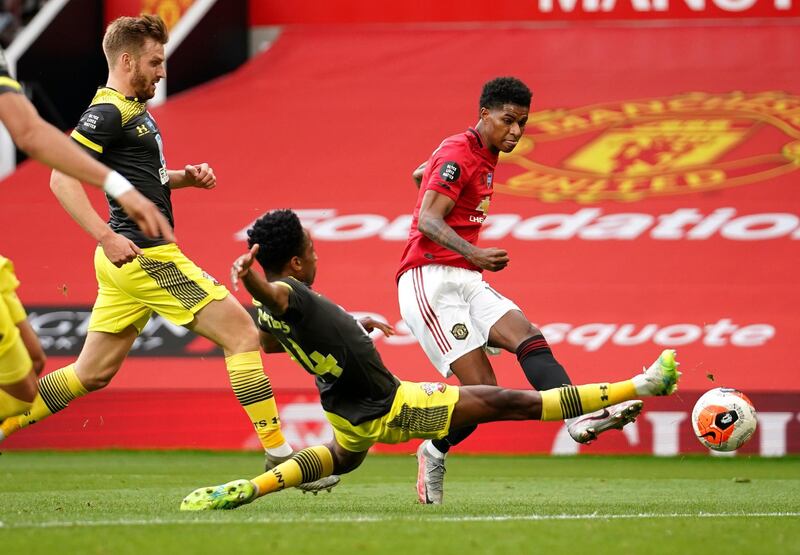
<box><xmin>180</xmin><ymin>479</ymin><xmax>257</xmax><ymax>511</ymax></box>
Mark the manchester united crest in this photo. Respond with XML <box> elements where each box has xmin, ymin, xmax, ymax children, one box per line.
<box><xmin>494</xmin><ymin>91</ymin><xmax>800</xmax><ymax>203</ymax></box>
<box><xmin>451</xmin><ymin>323</ymin><xmax>469</xmax><ymax>340</ymax></box>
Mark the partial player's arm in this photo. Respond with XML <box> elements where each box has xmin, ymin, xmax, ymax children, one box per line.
<box><xmin>50</xmin><ymin>169</ymin><xmax>142</xmax><ymax>267</ymax></box>
<box><xmin>258</xmin><ymin>330</ymin><xmax>285</xmax><ymax>354</ymax></box>
<box><xmin>411</xmin><ymin>161</ymin><xmax>426</xmax><ymax>188</ymax></box>
<box><xmin>0</xmin><ymin>92</ymin><xmax>173</xmax><ymax>241</ymax></box>
<box><xmin>168</xmin><ymin>164</ymin><xmax>216</xmax><ymax>190</ymax></box>
<box><xmin>231</xmin><ymin>245</ymin><xmax>291</xmax><ymax>316</ymax></box>
<box><xmin>417</xmin><ymin>190</ymin><xmax>508</xmax><ymax>272</ymax></box>
<box><xmin>358</xmin><ymin>317</ymin><xmax>395</xmax><ymax>337</ymax></box>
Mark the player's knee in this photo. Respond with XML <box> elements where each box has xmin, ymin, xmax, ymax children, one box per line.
<box><xmin>513</xmin><ymin>325</ymin><xmax>543</xmax><ymax>351</ymax></box>
<box><xmin>13</xmin><ymin>378</ymin><xmax>39</xmax><ymax>403</ymax></box>
<box><xmin>215</xmin><ymin>303</ymin><xmax>261</xmax><ymax>353</ymax></box>
<box><xmin>451</xmin><ymin>358</ymin><xmax>497</xmax><ymax>386</ymax></box>
<box><xmin>225</xmin><ymin>322</ymin><xmax>261</xmax><ymax>354</ymax></box>
<box><xmin>329</xmin><ymin>443</ymin><xmax>365</xmax><ymax>474</ymax></box>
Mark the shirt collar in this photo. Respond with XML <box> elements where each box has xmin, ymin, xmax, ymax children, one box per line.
<box><xmin>467</xmin><ymin>128</ymin><xmax>498</xmax><ymax>163</ymax></box>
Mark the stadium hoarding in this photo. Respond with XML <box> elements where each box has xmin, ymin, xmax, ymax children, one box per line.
<box><xmin>24</xmin><ymin>305</ymin><xmax>780</xmax><ymax>358</ymax></box>
<box><xmin>248</xmin><ymin>0</ymin><xmax>800</xmax><ymax>23</ymax></box>
<box><xmin>2</xmin><ymin>389</ymin><xmax>798</xmax><ymax>455</ymax></box>
<box><xmin>0</xmin><ymin>23</ymin><xmax>797</xmax><ymax>451</ymax></box>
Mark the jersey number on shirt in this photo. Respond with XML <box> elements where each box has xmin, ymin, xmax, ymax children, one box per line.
<box><xmin>281</xmin><ymin>337</ymin><xmax>343</xmax><ymax>380</ymax></box>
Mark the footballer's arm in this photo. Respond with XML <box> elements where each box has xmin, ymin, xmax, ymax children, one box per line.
<box><xmin>50</xmin><ymin>170</ymin><xmax>142</xmax><ymax>267</ymax></box>
<box><xmin>167</xmin><ymin>164</ymin><xmax>216</xmax><ymax>190</ymax></box>
<box><xmin>258</xmin><ymin>330</ymin><xmax>284</xmax><ymax>354</ymax></box>
<box><xmin>417</xmin><ymin>189</ymin><xmax>477</xmax><ymax>259</ymax></box>
<box><xmin>240</xmin><ymin>270</ymin><xmax>290</xmax><ymax>317</ymax></box>
<box><xmin>233</xmin><ymin>245</ymin><xmax>291</xmax><ymax>317</ymax></box>
<box><xmin>411</xmin><ymin>161</ymin><xmax>426</xmax><ymax>188</ymax></box>
<box><xmin>0</xmin><ymin>93</ymin><xmax>172</xmax><ymax>241</ymax></box>
<box><xmin>417</xmin><ymin>189</ymin><xmax>509</xmax><ymax>272</ymax></box>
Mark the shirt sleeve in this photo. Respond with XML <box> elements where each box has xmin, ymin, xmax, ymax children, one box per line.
<box><xmin>253</xmin><ymin>280</ymin><xmax>309</xmax><ymax>327</ymax></box>
<box><xmin>281</xmin><ymin>280</ymin><xmax>309</xmax><ymax>323</ymax></box>
<box><xmin>69</xmin><ymin>103</ymin><xmax>122</xmax><ymax>159</ymax></box>
<box><xmin>421</xmin><ymin>143</ymin><xmax>470</xmax><ymax>202</ymax></box>
<box><xmin>0</xmin><ymin>48</ymin><xmax>22</xmax><ymax>96</ymax></box>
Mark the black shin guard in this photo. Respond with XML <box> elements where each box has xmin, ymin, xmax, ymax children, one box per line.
<box><xmin>516</xmin><ymin>334</ymin><xmax>572</xmax><ymax>390</ymax></box>
<box><xmin>432</xmin><ymin>424</ymin><xmax>478</xmax><ymax>454</ymax></box>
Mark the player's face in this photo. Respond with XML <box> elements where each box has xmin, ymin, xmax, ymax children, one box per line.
<box><xmin>297</xmin><ymin>230</ymin><xmax>318</xmax><ymax>286</ymax></box>
<box><xmin>131</xmin><ymin>39</ymin><xmax>166</xmax><ymax>101</ymax></box>
<box><xmin>480</xmin><ymin>103</ymin><xmax>529</xmax><ymax>154</ymax></box>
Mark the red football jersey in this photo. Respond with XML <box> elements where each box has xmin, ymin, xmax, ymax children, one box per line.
<box><xmin>397</xmin><ymin>128</ymin><xmax>498</xmax><ymax>280</ymax></box>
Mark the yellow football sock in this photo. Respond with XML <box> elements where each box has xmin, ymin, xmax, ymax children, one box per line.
<box><xmin>226</xmin><ymin>351</ymin><xmax>287</xmax><ymax>450</ymax></box>
<box><xmin>0</xmin><ymin>388</ymin><xmax>32</xmax><ymax>421</ymax></box>
<box><xmin>540</xmin><ymin>380</ymin><xmax>637</xmax><ymax>421</ymax></box>
<box><xmin>10</xmin><ymin>363</ymin><xmax>88</xmax><ymax>431</ymax></box>
<box><xmin>252</xmin><ymin>445</ymin><xmax>334</xmax><ymax>496</ymax></box>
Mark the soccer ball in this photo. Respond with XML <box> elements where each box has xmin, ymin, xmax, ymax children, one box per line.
<box><xmin>691</xmin><ymin>388</ymin><xmax>757</xmax><ymax>452</ymax></box>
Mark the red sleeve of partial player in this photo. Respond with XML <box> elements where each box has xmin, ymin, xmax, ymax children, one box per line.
<box><xmin>421</xmin><ymin>141</ymin><xmax>471</xmax><ymax>202</ymax></box>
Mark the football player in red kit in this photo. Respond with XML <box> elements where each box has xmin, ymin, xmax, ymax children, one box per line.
<box><xmin>397</xmin><ymin>77</ymin><xmax>643</xmax><ymax>504</ymax></box>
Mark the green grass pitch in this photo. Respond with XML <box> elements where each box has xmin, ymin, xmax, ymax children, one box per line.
<box><xmin>1</xmin><ymin>451</ymin><xmax>799</xmax><ymax>554</ymax></box>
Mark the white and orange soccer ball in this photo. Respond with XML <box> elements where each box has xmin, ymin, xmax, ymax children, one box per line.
<box><xmin>692</xmin><ymin>388</ymin><xmax>758</xmax><ymax>452</ymax></box>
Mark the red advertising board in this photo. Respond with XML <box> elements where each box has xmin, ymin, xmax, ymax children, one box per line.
<box><xmin>3</xmin><ymin>390</ymin><xmax>797</xmax><ymax>456</ymax></box>
<box><xmin>249</xmin><ymin>0</ymin><xmax>800</xmax><ymax>23</ymax></box>
<box><xmin>1</xmin><ymin>22</ymin><xmax>798</xmax><ymax>452</ymax></box>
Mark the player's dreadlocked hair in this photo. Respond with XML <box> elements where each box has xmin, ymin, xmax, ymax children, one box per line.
<box><xmin>247</xmin><ymin>209</ymin><xmax>305</xmax><ymax>274</ymax></box>
<box><xmin>479</xmin><ymin>77</ymin><xmax>532</xmax><ymax>112</ymax></box>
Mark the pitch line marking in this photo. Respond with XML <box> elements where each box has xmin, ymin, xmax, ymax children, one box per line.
<box><xmin>1</xmin><ymin>512</ymin><xmax>799</xmax><ymax>529</ymax></box>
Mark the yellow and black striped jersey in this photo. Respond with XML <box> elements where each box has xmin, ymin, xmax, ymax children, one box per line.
<box><xmin>70</xmin><ymin>87</ymin><xmax>173</xmax><ymax>248</ymax></box>
<box><xmin>256</xmin><ymin>278</ymin><xmax>400</xmax><ymax>426</ymax></box>
<box><xmin>0</xmin><ymin>48</ymin><xmax>22</xmax><ymax>95</ymax></box>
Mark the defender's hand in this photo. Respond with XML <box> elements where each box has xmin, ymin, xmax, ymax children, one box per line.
<box><xmin>100</xmin><ymin>231</ymin><xmax>142</xmax><ymax>267</ymax></box>
<box><xmin>231</xmin><ymin>244</ymin><xmax>259</xmax><ymax>291</ymax></box>
<box><xmin>116</xmin><ymin>189</ymin><xmax>175</xmax><ymax>242</ymax></box>
<box><xmin>185</xmin><ymin>163</ymin><xmax>216</xmax><ymax>190</ymax></box>
<box><xmin>468</xmin><ymin>247</ymin><xmax>509</xmax><ymax>272</ymax></box>
<box><xmin>359</xmin><ymin>317</ymin><xmax>395</xmax><ymax>337</ymax></box>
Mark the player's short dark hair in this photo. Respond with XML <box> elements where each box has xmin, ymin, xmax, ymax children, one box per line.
<box><xmin>247</xmin><ymin>209</ymin><xmax>306</xmax><ymax>274</ymax></box>
<box><xmin>479</xmin><ymin>77</ymin><xmax>532</xmax><ymax>111</ymax></box>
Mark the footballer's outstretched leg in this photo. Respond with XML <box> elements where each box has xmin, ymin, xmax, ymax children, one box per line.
<box><xmin>181</xmin><ymin>350</ymin><xmax>681</xmax><ymax>509</ymax></box>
